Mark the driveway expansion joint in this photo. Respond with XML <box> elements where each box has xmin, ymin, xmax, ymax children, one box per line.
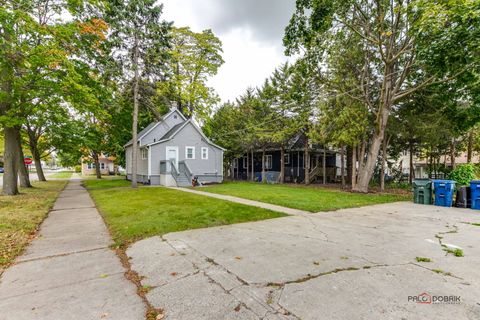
<box><xmin>50</xmin><ymin>206</ymin><xmax>96</xmax><ymax>211</ymax></box>
<box><xmin>15</xmin><ymin>246</ymin><xmax>109</xmax><ymax>264</ymax></box>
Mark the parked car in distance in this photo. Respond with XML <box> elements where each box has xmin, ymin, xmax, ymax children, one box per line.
<box><xmin>0</xmin><ymin>167</ymin><xmax>4</xmax><ymax>173</ymax></box>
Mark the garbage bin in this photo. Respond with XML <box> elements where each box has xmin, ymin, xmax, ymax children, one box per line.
<box><xmin>455</xmin><ymin>186</ymin><xmax>471</xmax><ymax>208</ymax></box>
<box><xmin>433</xmin><ymin>180</ymin><xmax>456</xmax><ymax>207</ymax></box>
<box><xmin>471</xmin><ymin>180</ymin><xmax>480</xmax><ymax>210</ymax></box>
<box><xmin>412</xmin><ymin>179</ymin><xmax>432</xmax><ymax>205</ymax></box>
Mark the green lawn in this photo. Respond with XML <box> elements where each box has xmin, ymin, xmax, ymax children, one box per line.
<box><xmin>201</xmin><ymin>182</ymin><xmax>411</xmax><ymax>212</ymax></box>
<box><xmin>84</xmin><ymin>180</ymin><xmax>285</xmax><ymax>246</ymax></box>
<box><xmin>82</xmin><ymin>177</ymin><xmax>129</xmax><ymax>189</ymax></box>
<box><xmin>48</xmin><ymin>171</ymin><xmax>73</xmax><ymax>179</ymax></box>
<box><xmin>0</xmin><ymin>180</ymin><xmax>67</xmax><ymax>273</ymax></box>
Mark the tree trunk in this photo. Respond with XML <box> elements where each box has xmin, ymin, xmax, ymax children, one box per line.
<box><xmin>246</xmin><ymin>150</ymin><xmax>249</xmax><ymax>181</ymax></box>
<box><xmin>131</xmin><ymin>38</ymin><xmax>140</xmax><ymax>188</ymax></box>
<box><xmin>27</xmin><ymin>128</ymin><xmax>46</xmax><ymax>181</ymax></box>
<box><xmin>428</xmin><ymin>150</ymin><xmax>433</xmax><ymax>179</ymax></box>
<box><xmin>322</xmin><ymin>148</ymin><xmax>326</xmax><ymax>185</ymax></box>
<box><xmin>380</xmin><ymin>136</ymin><xmax>387</xmax><ymax>192</ymax></box>
<box><xmin>2</xmin><ymin>127</ymin><xmax>19</xmax><ymax>195</ymax></box>
<box><xmin>450</xmin><ymin>139</ymin><xmax>456</xmax><ymax>169</ymax></box>
<box><xmin>354</xmin><ymin>127</ymin><xmax>385</xmax><ymax>193</ymax></box>
<box><xmin>340</xmin><ymin>145</ymin><xmax>345</xmax><ymax>189</ymax></box>
<box><xmin>467</xmin><ymin>130</ymin><xmax>473</xmax><ymax>163</ymax></box>
<box><xmin>0</xmin><ymin>24</ymin><xmax>18</xmax><ymax>195</ymax></box>
<box><xmin>251</xmin><ymin>150</ymin><xmax>254</xmax><ymax>181</ymax></box>
<box><xmin>409</xmin><ymin>141</ymin><xmax>415</xmax><ymax>184</ymax></box>
<box><xmin>351</xmin><ymin>145</ymin><xmax>357</xmax><ymax>190</ymax></box>
<box><xmin>357</xmin><ymin>140</ymin><xmax>366</xmax><ymax>176</ymax></box>
<box><xmin>346</xmin><ymin>146</ymin><xmax>352</xmax><ymax>185</ymax></box>
<box><xmin>261</xmin><ymin>148</ymin><xmax>266</xmax><ymax>183</ymax></box>
<box><xmin>15</xmin><ymin>128</ymin><xmax>32</xmax><ymax>188</ymax></box>
<box><xmin>304</xmin><ymin>137</ymin><xmax>310</xmax><ymax>185</ymax></box>
<box><xmin>280</xmin><ymin>146</ymin><xmax>285</xmax><ymax>183</ymax></box>
<box><xmin>353</xmin><ymin>59</ymin><xmax>395</xmax><ymax>193</ymax></box>
<box><xmin>92</xmin><ymin>151</ymin><xmax>102</xmax><ymax>179</ymax></box>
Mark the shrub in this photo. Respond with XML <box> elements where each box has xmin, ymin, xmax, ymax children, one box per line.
<box><xmin>448</xmin><ymin>164</ymin><xmax>477</xmax><ymax>186</ymax></box>
<box><xmin>74</xmin><ymin>165</ymin><xmax>81</xmax><ymax>173</ymax></box>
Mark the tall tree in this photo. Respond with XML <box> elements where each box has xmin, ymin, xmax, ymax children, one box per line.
<box><xmin>107</xmin><ymin>0</ymin><xmax>171</xmax><ymax>188</ymax></box>
<box><xmin>284</xmin><ymin>0</ymin><xmax>480</xmax><ymax>192</ymax></box>
<box><xmin>1</xmin><ymin>0</ymin><xmax>99</xmax><ymax>194</ymax></box>
<box><xmin>159</xmin><ymin>27</ymin><xmax>224</xmax><ymax>121</ymax></box>
<box><xmin>261</xmin><ymin>63</ymin><xmax>301</xmax><ymax>183</ymax></box>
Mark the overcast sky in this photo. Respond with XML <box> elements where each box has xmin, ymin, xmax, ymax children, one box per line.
<box><xmin>161</xmin><ymin>0</ymin><xmax>296</xmax><ymax>103</ymax></box>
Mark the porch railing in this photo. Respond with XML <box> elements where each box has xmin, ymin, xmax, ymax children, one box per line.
<box><xmin>179</xmin><ymin>161</ymin><xmax>193</xmax><ymax>181</ymax></box>
<box><xmin>160</xmin><ymin>160</ymin><xmax>180</xmax><ymax>184</ymax></box>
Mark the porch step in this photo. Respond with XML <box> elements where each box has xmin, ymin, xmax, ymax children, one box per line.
<box><xmin>175</xmin><ymin>174</ymin><xmax>191</xmax><ymax>187</ymax></box>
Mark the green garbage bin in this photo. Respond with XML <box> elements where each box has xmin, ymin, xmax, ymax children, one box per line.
<box><xmin>413</xmin><ymin>179</ymin><xmax>432</xmax><ymax>204</ymax></box>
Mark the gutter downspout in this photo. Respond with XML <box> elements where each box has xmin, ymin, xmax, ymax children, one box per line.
<box><xmin>148</xmin><ymin>146</ymin><xmax>151</xmax><ymax>184</ymax></box>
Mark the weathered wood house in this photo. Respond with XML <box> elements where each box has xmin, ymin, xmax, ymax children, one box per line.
<box><xmin>231</xmin><ymin>133</ymin><xmax>340</xmax><ymax>184</ymax></box>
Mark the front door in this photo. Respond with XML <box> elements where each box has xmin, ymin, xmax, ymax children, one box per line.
<box><xmin>166</xmin><ymin>146</ymin><xmax>178</xmax><ymax>172</ymax></box>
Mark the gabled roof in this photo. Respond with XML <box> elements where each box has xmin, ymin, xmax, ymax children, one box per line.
<box><xmin>124</xmin><ymin>108</ymin><xmax>187</xmax><ymax>147</ymax></box>
<box><xmin>124</xmin><ymin>122</ymin><xmax>156</xmax><ymax>146</ymax></box>
<box><xmin>160</xmin><ymin>122</ymin><xmax>184</xmax><ymax>141</ymax></box>
<box><xmin>147</xmin><ymin>119</ymin><xmax>226</xmax><ymax>151</ymax></box>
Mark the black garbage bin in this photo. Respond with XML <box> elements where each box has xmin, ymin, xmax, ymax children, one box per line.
<box><xmin>455</xmin><ymin>186</ymin><xmax>471</xmax><ymax>208</ymax></box>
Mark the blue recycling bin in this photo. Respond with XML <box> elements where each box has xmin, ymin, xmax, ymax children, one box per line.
<box><xmin>471</xmin><ymin>180</ymin><xmax>480</xmax><ymax>210</ymax></box>
<box><xmin>433</xmin><ymin>180</ymin><xmax>456</xmax><ymax>207</ymax></box>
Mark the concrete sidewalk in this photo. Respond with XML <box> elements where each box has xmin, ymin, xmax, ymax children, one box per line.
<box><xmin>170</xmin><ymin>187</ymin><xmax>311</xmax><ymax>216</ymax></box>
<box><xmin>0</xmin><ymin>178</ymin><xmax>145</xmax><ymax>320</ymax></box>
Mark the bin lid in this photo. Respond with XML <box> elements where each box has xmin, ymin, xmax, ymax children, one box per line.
<box><xmin>413</xmin><ymin>179</ymin><xmax>431</xmax><ymax>186</ymax></box>
<box><xmin>433</xmin><ymin>180</ymin><xmax>456</xmax><ymax>184</ymax></box>
<box><xmin>470</xmin><ymin>180</ymin><xmax>480</xmax><ymax>185</ymax></box>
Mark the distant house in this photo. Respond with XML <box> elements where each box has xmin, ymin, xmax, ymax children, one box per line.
<box><xmin>394</xmin><ymin>151</ymin><xmax>480</xmax><ymax>179</ymax></box>
<box><xmin>124</xmin><ymin>108</ymin><xmax>224</xmax><ymax>187</ymax></box>
<box><xmin>233</xmin><ymin>133</ymin><xmax>341</xmax><ymax>184</ymax></box>
<box><xmin>81</xmin><ymin>155</ymin><xmax>115</xmax><ymax>176</ymax></box>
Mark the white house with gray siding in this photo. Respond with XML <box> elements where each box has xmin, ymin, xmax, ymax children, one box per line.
<box><xmin>124</xmin><ymin>108</ymin><xmax>224</xmax><ymax>187</ymax></box>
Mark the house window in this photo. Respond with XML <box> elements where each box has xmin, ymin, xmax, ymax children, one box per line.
<box><xmin>186</xmin><ymin>146</ymin><xmax>195</xmax><ymax>159</ymax></box>
<box><xmin>243</xmin><ymin>156</ymin><xmax>248</xmax><ymax>169</ymax></box>
<box><xmin>141</xmin><ymin>148</ymin><xmax>148</xmax><ymax>160</ymax></box>
<box><xmin>265</xmin><ymin>155</ymin><xmax>272</xmax><ymax>170</ymax></box>
<box><xmin>100</xmin><ymin>163</ymin><xmax>105</xmax><ymax>170</ymax></box>
<box><xmin>87</xmin><ymin>163</ymin><xmax>96</xmax><ymax>169</ymax></box>
<box><xmin>201</xmin><ymin>147</ymin><xmax>208</xmax><ymax>160</ymax></box>
<box><xmin>233</xmin><ymin>158</ymin><xmax>238</xmax><ymax>169</ymax></box>
<box><xmin>284</xmin><ymin>154</ymin><xmax>290</xmax><ymax>165</ymax></box>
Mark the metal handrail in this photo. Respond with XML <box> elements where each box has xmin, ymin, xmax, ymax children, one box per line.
<box><xmin>160</xmin><ymin>160</ymin><xmax>179</xmax><ymax>184</ymax></box>
<box><xmin>179</xmin><ymin>161</ymin><xmax>193</xmax><ymax>180</ymax></box>
<box><xmin>170</xmin><ymin>161</ymin><xmax>179</xmax><ymax>177</ymax></box>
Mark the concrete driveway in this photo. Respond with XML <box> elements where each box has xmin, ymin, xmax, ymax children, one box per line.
<box><xmin>128</xmin><ymin>202</ymin><xmax>480</xmax><ymax>320</ymax></box>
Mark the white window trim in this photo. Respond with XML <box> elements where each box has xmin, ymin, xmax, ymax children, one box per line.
<box><xmin>265</xmin><ymin>155</ymin><xmax>272</xmax><ymax>170</ymax></box>
<box><xmin>100</xmin><ymin>163</ymin><xmax>105</xmax><ymax>170</ymax></box>
<box><xmin>233</xmin><ymin>158</ymin><xmax>238</xmax><ymax>169</ymax></box>
<box><xmin>201</xmin><ymin>147</ymin><xmax>209</xmax><ymax>160</ymax></box>
<box><xmin>141</xmin><ymin>148</ymin><xmax>148</xmax><ymax>160</ymax></box>
<box><xmin>284</xmin><ymin>153</ymin><xmax>290</xmax><ymax>165</ymax></box>
<box><xmin>186</xmin><ymin>146</ymin><xmax>195</xmax><ymax>159</ymax></box>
